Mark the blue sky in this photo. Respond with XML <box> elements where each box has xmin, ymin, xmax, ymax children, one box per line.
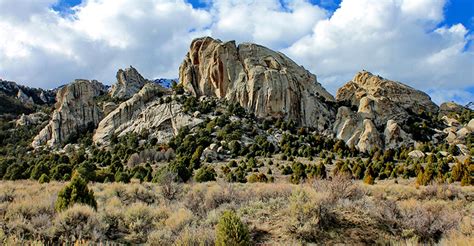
<box><xmin>1</xmin><ymin>0</ymin><xmax>473</xmax><ymax>105</ymax></box>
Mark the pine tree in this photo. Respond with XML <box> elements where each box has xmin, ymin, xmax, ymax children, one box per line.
<box><xmin>55</xmin><ymin>174</ymin><xmax>97</xmax><ymax>212</ymax></box>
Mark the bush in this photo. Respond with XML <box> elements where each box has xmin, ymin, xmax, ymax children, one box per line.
<box><xmin>195</xmin><ymin>166</ymin><xmax>217</xmax><ymax>182</ymax></box>
<box><xmin>52</xmin><ymin>204</ymin><xmax>102</xmax><ymax>242</ymax></box>
<box><xmin>215</xmin><ymin>210</ymin><xmax>250</xmax><ymax>246</ymax></box>
<box><xmin>247</xmin><ymin>173</ymin><xmax>268</xmax><ymax>183</ymax></box>
<box><xmin>286</xmin><ymin>189</ymin><xmax>334</xmax><ymax>241</ymax></box>
<box><xmin>55</xmin><ymin>174</ymin><xmax>97</xmax><ymax>212</ymax></box>
<box><xmin>124</xmin><ymin>203</ymin><xmax>155</xmax><ymax>243</ymax></box>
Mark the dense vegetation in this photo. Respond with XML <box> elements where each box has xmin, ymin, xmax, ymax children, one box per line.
<box><xmin>0</xmin><ymin>90</ymin><xmax>472</xmax><ymax>187</ymax></box>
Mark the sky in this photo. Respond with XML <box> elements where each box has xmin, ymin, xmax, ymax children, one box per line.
<box><xmin>0</xmin><ymin>0</ymin><xmax>473</xmax><ymax>105</ymax></box>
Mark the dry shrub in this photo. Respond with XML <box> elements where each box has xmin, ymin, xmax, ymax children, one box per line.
<box><xmin>286</xmin><ymin>188</ymin><xmax>334</xmax><ymax>241</ymax></box>
<box><xmin>398</xmin><ymin>199</ymin><xmax>461</xmax><ymax>242</ymax></box>
<box><xmin>0</xmin><ymin>187</ymin><xmax>15</xmax><ymax>203</ymax></box>
<box><xmin>125</xmin><ymin>184</ymin><xmax>156</xmax><ymax>204</ymax></box>
<box><xmin>100</xmin><ymin>202</ymin><xmax>125</xmax><ymax>240</ymax></box>
<box><xmin>5</xmin><ymin>199</ymin><xmax>55</xmax><ymax>241</ymax></box>
<box><xmin>173</xmin><ymin>226</ymin><xmax>215</xmax><ymax>246</ymax></box>
<box><xmin>52</xmin><ymin>204</ymin><xmax>102</xmax><ymax>243</ymax></box>
<box><xmin>147</xmin><ymin>229</ymin><xmax>174</xmax><ymax>246</ymax></box>
<box><xmin>164</xmin><ymin>208</ymin><xmax>194</xmax><ymax>234</ymax></box>
<box><xmin>184</xmin><ymin>183</ymin><xmax>238</xmax><ymax>216</ymax></box>
<box><xmin>369</xmin><ymin>197</ymin><xmax>402</xmax><ymax>235</ymax></box>
<box><xmin>5</xmin><ymin>198</ymin><xmax>54</xmax><ymax>220</ymax></box>
<box><xmin>124</xmin><ymin>203</ymin><xmax>156</xmax><ymax>243</ymax></box>
<box><xmin>312</xmin><ymin>174</ymin><xmax>364</xmax><ymax>202</ymax></box>
<box><xmin>250</xmin><ymin>183</ymin><xmax>293</xmax><ymax>202</ymax></box>
<box><xmin>101</xmin><ymin>183</ymin><xmax>157</xmax><ymax>205</ymax></box>
<box><xmin>158</xmin><ymin>172</ymin><xmax>183</xmax><ymax>201</ymax></box>
<box><xmin>419</xmin><ymin>184</ymin><xmax>461</xmax><ymax>200</ymax></box>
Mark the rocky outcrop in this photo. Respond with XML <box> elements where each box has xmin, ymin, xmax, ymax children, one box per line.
<box><xmin>93</xmin><ymin>84</ymin><xmax>201</xmax><ymax>146</ymax></box>
<box><xmin>16</xmin><ymin>112</ymin><xmax>48</xmax><ymax>127</ymax></box>
<box><xmin>334</xmin><ymin>71</ymin><xmax>437</xmax><ymax>151</ymax></box>
<box><xmin>439</xmin><ymin>102</ymin><xmax>469</xmax><ymax>117</ymax></box>
<box><xmin>179</xmin><ymin>37</ymin><xmax>335</xmax><ymax>130</ymax></box>
<box><xmin>337</xmin><ymin>71</ymin><xmax>438</xmax><ymax>126</ymax></box>
<box><xmin>32</xmin><ymin>80</ymin><xmax>107</xmax><ymax>148</ymax></box>
<box><xmin>110</xmin><ymin>66</ymin><xmax>147</xmax><ymax>100</ymax></box>
<box><xmin>17</xmin><ymin>89</ymin><xmax>34</xmax><ymax>104</ymax></box>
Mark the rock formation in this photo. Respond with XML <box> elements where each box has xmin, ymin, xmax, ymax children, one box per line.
<box><xmin>93</xmin><ymin>84</ymin><xmax>202</xmax><ymax>146</ymax></box>
<box><xmin>17</xmin><ymin>89</ymin><xmax>34</xmax><ymax>104</ymax></box>
<box><xmin>32</xmin><ymin>80</ymin><xmax>107</xmax><ymax>148</ymax></box>
<box><xmin>334</xmin><ymin>71</ymin><xmax>439</xmax><ymax>152</ymax></box>
<box><xmin>16</xmin><ymin>112</ymin><xmax>48</xmax><ymax>127</ymax></box>
<box><xmin>179</xmin><ymin>37</ymin><xmax>335</xmax><ymax>130</ymax></box>
<box><xmin>110</xmin><ymin>66</ymin><xmax>147</xmax><ymax>99</ymax></box>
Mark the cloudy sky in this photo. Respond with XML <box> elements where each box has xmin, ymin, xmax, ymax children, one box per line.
<box><xmin>0</xmin><ymin>0</ymin><xmax>473</xmax><ymax>105</ymax></box>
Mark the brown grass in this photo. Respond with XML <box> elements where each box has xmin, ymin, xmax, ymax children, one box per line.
<box><xmin>0</xmin><ymin>179</ymin><xmax>472</xmax><ymax>245</ymax></box>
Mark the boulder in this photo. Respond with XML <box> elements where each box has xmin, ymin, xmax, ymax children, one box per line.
<box><xmin>179</xmin><ymin>37</ymin><xmax>335</xmax><ymax>130</ymax></box>
<box><xmin>408</xmin><ymin>150</ymin><xmax>425</xmax><ymax>159</ymax></box>
<box><xmin>32</xmin><ymin>80</ymin><xmax>107</xmax><ymax>148</ymax></box>
<box><xmin>384</xmin><ymin>120</ymin><xmax>412</xmax><ymax>149</ymax></box>
<box><xmin>468</xmin><ymin>119</ymin><xmax>474</xmax><ymax>131</ymax></box>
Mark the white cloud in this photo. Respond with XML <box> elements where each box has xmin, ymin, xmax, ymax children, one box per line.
<box><xmin>0</xmin><ymin>0</ymin><xmax>212</xmax><ymax>88</ymax></box>
<box><xmin>209</xmin><ymin>0</ymin><xmax>327</xmax><ymax>48</ymax></box>
<box><xmin>285</xmin><ymin>0</ymin><xmax>474</xmax><ymax>100</ymax></box>
<box><xmin>0</xmin><ymin>0</ymin><xmax>472</xmax><ymax>105</ymax></box>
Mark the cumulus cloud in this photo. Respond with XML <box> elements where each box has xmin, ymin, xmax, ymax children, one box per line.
<box><xmin>284</xmin><ymin>0</ymin><xmax>474</xmax><ymax>101</ymax></box>
<box><xmin>0</xmin><ymin>0</ymin><xmax>211</xmax><ymax>88</ymax></box>
<box><xmin>0</xmin><ymin>0</ymin><xmax>472</xmax><ymax>105</ymax></box>
<box><xmin>209</xmin><ymin>0</ymin><xmax>327</xmax><ymax>48</ymax></box>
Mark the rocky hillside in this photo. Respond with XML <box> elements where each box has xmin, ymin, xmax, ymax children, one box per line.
<box><xmin>0</xmin><ymin>79</ymin><xmax>55</xmax><ymax>117</ymax></box>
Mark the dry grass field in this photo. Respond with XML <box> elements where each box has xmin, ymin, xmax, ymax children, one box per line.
<box><xmin>0</xmin><ymin>177</ymin><xmax>473</xmax><ymax>245</ymax></box>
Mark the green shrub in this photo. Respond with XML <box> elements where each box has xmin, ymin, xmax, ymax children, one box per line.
<box><xmin>247</xmin><ymin>173</ymin><xmax>268</xmax><ymax>183</ymax></box>
<box><xmin>215</xmin><ymin>210</ymin><xmax>250</xmax><ymax>246</ymax></box>
<box><xmin>55</xmin><ymin>174</ymin><xmax>97</xmax><ymax>212</ymax></box>
<box><xmin>195</xmin><ymin>166</ymin><xmax>217</xmax><ymax>182</ymax></box>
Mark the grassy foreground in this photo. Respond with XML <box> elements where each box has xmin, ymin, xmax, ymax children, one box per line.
<box><xmin>0</xmin><ymin>178</ymin><xmax>473</xmax><ymax>245</ymax></box>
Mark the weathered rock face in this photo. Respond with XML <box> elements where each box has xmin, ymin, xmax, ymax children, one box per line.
<box><xmin>179</xmin><ymin>37</ymin><xmax>335</xmax><ymax>130</ymax></box>
<box><xmin>337</xmin><ymin>71</ymin><xmax>438</xmax><ymax>126</ymax></box>
<box><xmin>110</xmin><ymin>66</ymin><xmax>147</xmax><ymax>100</ymax></box>
<box><xmin>93</xmin><ymin>84</ymin><xmax>202</xmax><ymax>146</ymax></box>
<box><xmin>32</xmin><ymin>80</ymin><xmax>107</xmax><ymax>148</ymax></box>
<box><xmin>334</xmin><ymin>71</ymin><xmax>438</xmax><ymax>151</ymax></box>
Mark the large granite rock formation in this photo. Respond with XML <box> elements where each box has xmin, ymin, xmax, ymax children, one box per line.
<box><xmin>179</xmin><ymin>37</ymin><xmax>335</xmax><ymax>130</ymax></box>
<box><xmin>334</xmin><ymin>71</ymin><xmax>439</xmax><ymax>152</ymax></box>
<box><xmin>110</xmin><ymin>66</ymin><xmax>147</xmax><ymax>100</ymax></box>
<box><xmin>93</xmin><ymin>84</ymin><xmax>202</xmax><ymax>146</ymax></box>
<box><xmin>32</xmin><ymin>80</ymin><xmax>107</xmax><ymax>148</ymax></box>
